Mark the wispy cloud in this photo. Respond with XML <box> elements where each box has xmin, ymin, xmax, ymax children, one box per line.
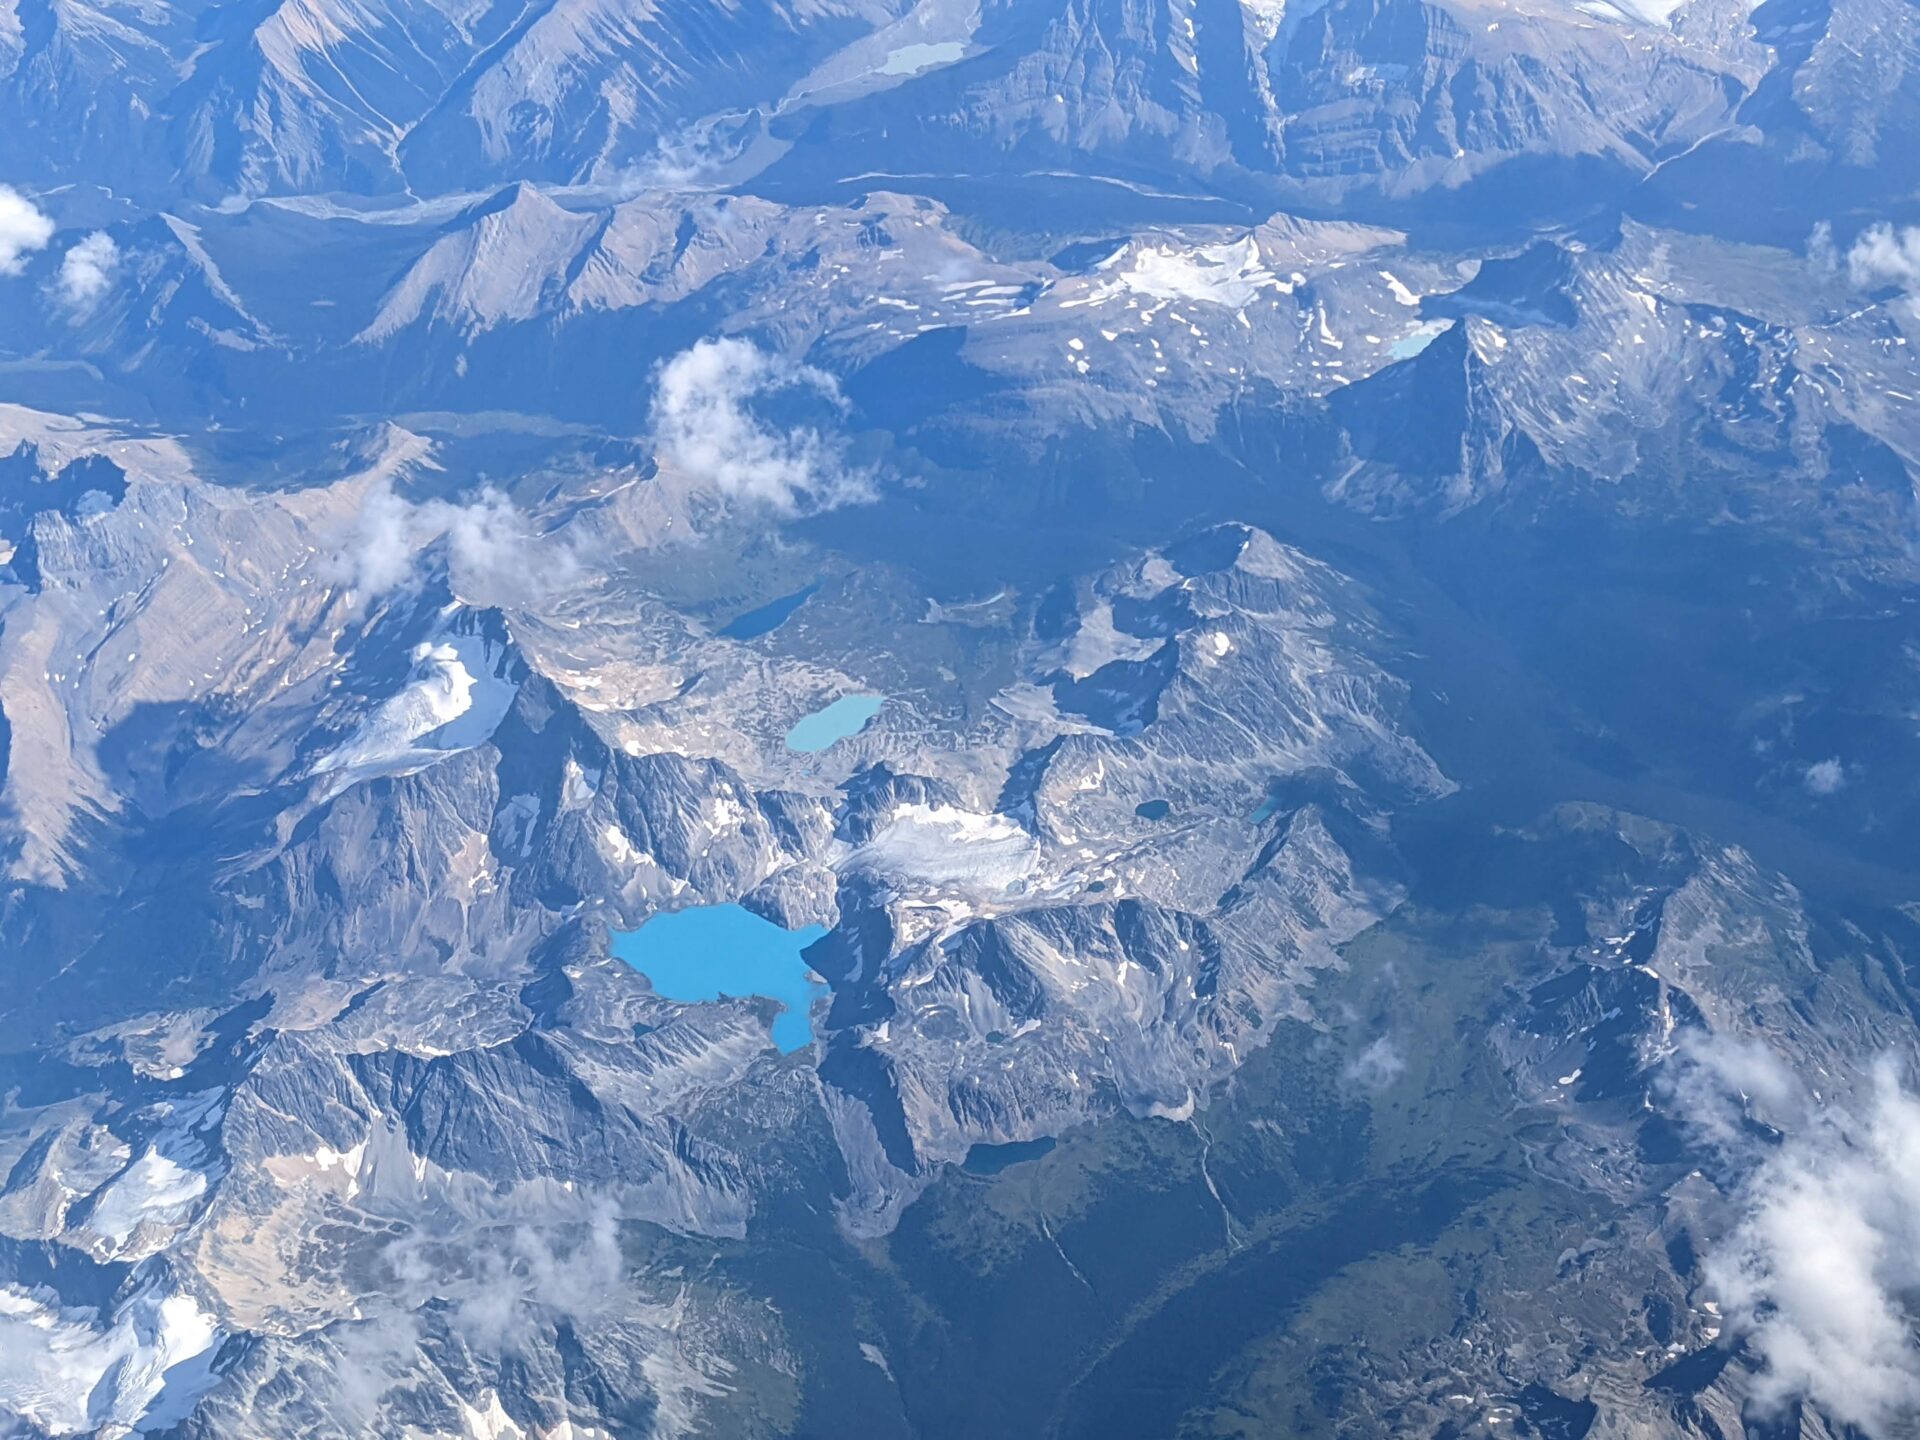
<box><xmin>621</xmin><ymin>118</ymin><xmax>742</xmax><ymax>192</ymax></box>
<box><xmin>56</xmin><ymin>231</ymin><xmax>119</xmax><ymax>310</ymax></box>
<box><xmin>365</xmin><ymin>1202</ymin><xmax>740</xmax><ymax>1436</ymax></box>
<box><xmin>1662</xmin><ymin>1029</ymin><xmax>1806</xmax><ymax>1154</ymax></box>
<box><xmin>0</xmin><ymin>185</ymin><xmax>54</xmax><ymax>276</ymax></box>
<box><xmin>1343</xmin><ymin>1034</ymin><xmax>1405</xmax><ymax>1089</ymax></box>
<box><xmin>383</xmin><ymin>1202</ymin><xmax>626</xmax><ymax>1357</ymax></box>
<box><xmin>1803</xmin><ymin>757</ymin><xmax>1846</xmax><ymax>796</ymax></box>
<box><xmin>650</xmin><ymin>337</ymin><xmax>872</xmax><ymax>514</ymax></box>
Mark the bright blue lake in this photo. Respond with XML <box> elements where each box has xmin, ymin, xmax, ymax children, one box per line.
<box><xmin>613</xmin><ymin>904</ymin><xmax>829</xmax><ymax>1053</ymax></box>
<box><xmin>786</xmin><ymin>694</ymin><xmax>885</xmax><ymax>752</ymax></box>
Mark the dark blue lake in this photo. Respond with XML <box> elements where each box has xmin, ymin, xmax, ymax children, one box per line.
<box><xmin>613</xmin><ymin>904</ymin><xmax>830</xmax><ymax>1053</ymax></box>
<box><xmin>962</xmin><ymin>1137</ymin><xmax>1057</xmax><ymax>1174</ymax></box>
<box><xmin>721</xmin><ymin>584</ymin><xmax>818</xmax><ymax>640</ymax></box>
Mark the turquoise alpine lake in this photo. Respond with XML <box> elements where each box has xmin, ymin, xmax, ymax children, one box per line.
<box><xmin>1252</xmin><ymin>781</ymin><xmax>1282</xmax><ymax>823</ymax></box>
<box><xmin>785</xmin><ymin>694</ymin><xmax>885</xmax><ymax>752</ymax></box>
<box><xmin>613</xmin><ymin>904</ymin><xmax>830</xmax><ymax>1053</ymax></box>
<box><xmin>1388</xmin><ymin>320</ymin><xmax>1451</xmax><ymax>360</ymax></box>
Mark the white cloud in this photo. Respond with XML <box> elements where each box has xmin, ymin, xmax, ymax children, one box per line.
<box><xmin>1666</xmin><ymin>1034</ymin><xmax>1920</xmax><ymax>1435</ymax></box>
<box><xmin>1344</xmin><ymin>1034</ymin><xmax>1405</xmax><ymax>1090</ymax></box>
<box><xmin>650</xmin><ymin>337</ymin><xmax>871</xmax><ymax>514</ymax></box>
<box><xmin>321</xmin><ymin>1309</ymin><xmax>425</xmax><ymax>1431</ymax></box>
<box><xmin>1803</xmin><ymin>757</ymin><xmax>1846</xmax><ymax>796</ymax></box>
<box><xmin>437</xmin><ymin>490</ymin><xmax>554</xmax><ymax>601</ymax></box>
<box><xmin>1849</xmin><ymin>223</ymin><xmax>1920</xmax><ymax>291</ymax></box>
<box><xmin>332</xmin><ymin>481</ymin><xmax>574</xmax><ymax>608</ymax></box>
<box><xmin>56</xmin><ymin>231</ymin><xmax>119</xmax><ymax>309</ymax></box>
<box><xmin>1846</xmin><ymin>223</ymin><xmax>1920</xmax><ymax>312</ymax></box>
<box><xmin>457</xmin><ymin>1206</ymin><xmax>625</xmax><ymax>1355</ymax></box>
<box><xmin>0</xmin><ymin>185</ymin><xmax>54</xmax><ymax>276</ymax></box>
<box><xmin>1704</xmin><ymin>1059</ymin><xmax>1920</xmax><ymax>1435</ymax></box>
<box><xmin>339</xmin><ymin>481</ymin><xmax>419</xmax><ymax>597</ymax></box>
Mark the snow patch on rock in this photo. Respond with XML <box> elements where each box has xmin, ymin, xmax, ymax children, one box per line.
<box><xmin>1102</xmin><ymin>236</ymin><xmax>1287</xmax><ymax>309</ymax></box>
<box><xmin>314</xmin><ymin>632</ymin><xmax>517</xmax><ymax>788</ymax></box>
<box><xmin>0</xmin><ymin>1283</ymin><xmax>220</xmax><ymax>1437</ymax></box>
<box><xmin>848</xmin><ymin>804</ymin><xmax>1040</xmax><ymax>895</ymax></box>
<box><xmin>86</xmin><ymin>1151</ymin><xmax>208</xmax><ymax>1254</ymax></box>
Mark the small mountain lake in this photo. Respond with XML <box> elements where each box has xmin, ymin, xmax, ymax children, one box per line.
<box><xmin>879</xmin><ymin>41</ymin><xmax>964</xmax><ymax>75</ymax></box>
<box><xmin>721</xmin><ymin>583</ymin><xmax>818</xmax><ymax>640</ymax></box>
<box><xmin>786</xmin><ymin>694</ymin><xmax>885</xmax><ymax>752</ymax></box>
<box><xmin>613</xmin><ymin>904</ymin><xmax>829</xmax><ymax>1053</ymax></box>
<box><xmin>1389</xmin><ymin>319</ymin><xmax>1452</xmax><ymax>360</ymax></box>
<box><xmin>962</xmin><ymin>1137</ymin><xmax>1057</xmax><ymax>1175</ymax></box>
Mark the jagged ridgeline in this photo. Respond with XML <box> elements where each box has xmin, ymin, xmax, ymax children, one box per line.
<box><xmin>0</xmin><ymin>0</ymin><xmax>1918</xmax><ymax>1433</ymax></box>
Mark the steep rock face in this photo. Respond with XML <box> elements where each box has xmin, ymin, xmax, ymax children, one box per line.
<box><xmin>1325</xmin><ymin>220</ymin><xmax>1920</xmax><ymax>548</ymax></box>
<box><xmin>0</xmin><ymin>0</ymin><xmax>192</xmax><ymax>192</ymax></box>
<box><xmin>0</xmin><ymin>410</ymin><xmax>347</xmax><ymax>885</ymax></box>
<box><xmin>1775</xmin><ymin>0</ymin><xmax>1920</xmax><ymax>171</ymax></box>
<box><xmin>356</xmin><ymin>185</ymin><xmax>612</xmax><ymax>344</ymax></box>
<box><xmin>759</xmin><ymin>0</ymin><xmax>1281</xmax><ymax>184</ymax></box>
<box><xmin>824</xmin><ymin>802</ymin><xmax>1394</xmax><ymax>1180</ymax></box>
<box><xmin>760</xmin><ymin>0</ymin><xmax>1761</xmax><ymax>202</ymax></box>
<box><xmin>929</xmin><ymin>0</ymin><xmax>1274</xmax><ymax>170</ymax></box>
<box><xmin>1264</xmin><ymin>0</ymin><xmax>1762</xmax><ymax>197</ymax></box>
<box><xmin>393</xmin><ymin>0</ymin><xmax>902</xmax><ymax>192</ymax></box>
<box><xmin>794</xmin><ymin>525</ymin><xmax>1445</xmax><ymax>1215</ymax></box>
<box><xmin>0</xmin><ymin>0</ymin><xmax>903</xmax><ymax>198</ymax></box>
<box><xmin>0</xmin><ymin>0</ymin><xmax>1885</xmax><ymax>209</ymax></box>
<box><xmin>167</xmin><ymin>0</ymin><xmax>483</xmax><ymax>197</ymax></box>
